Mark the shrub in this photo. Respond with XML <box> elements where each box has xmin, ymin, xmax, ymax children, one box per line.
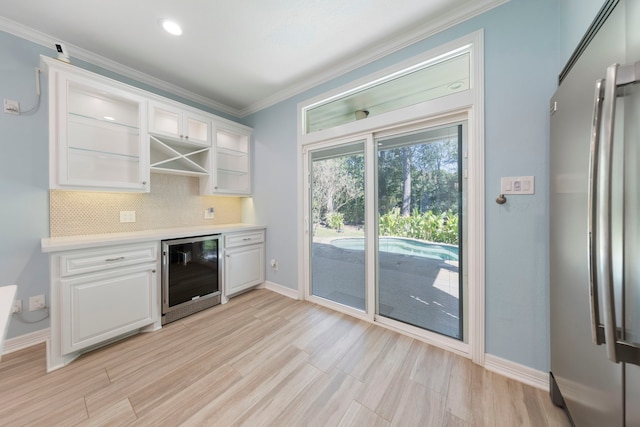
<box><xmin>326</xmin><ymin>212</ymin><xmax>345</xmax><ymax>231</ymax></box>
<box><xmin>378</xmin><ymin>208</ymin><xmax>458</xmax><ymax>244</ymax></box>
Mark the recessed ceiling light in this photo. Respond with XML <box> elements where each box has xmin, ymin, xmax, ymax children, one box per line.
<box><xmin>161</xmin><ymin>19</ymin><xmax>182</xmax><ymax>36</ymax></box>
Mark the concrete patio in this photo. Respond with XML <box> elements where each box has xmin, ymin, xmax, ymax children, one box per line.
<box><xmin>311</xmin><ymin>240</ymin><xmax>461</xmax><ymax>339</ymax></box>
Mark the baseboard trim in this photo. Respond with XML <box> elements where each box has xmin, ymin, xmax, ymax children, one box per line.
<box><xmin>262</xmin><ymin>281</ymin><xmax>300</xmax><ymax>300</ymax></box>
<box><xmin>484</xmin><ymin>354</ymin><xmax>549</xmax><ymax>391</ymax></box>
<box><xmin>3</xmin><ymin>328</ymin><xmax>49</xmax><ymax>355</ymax></box>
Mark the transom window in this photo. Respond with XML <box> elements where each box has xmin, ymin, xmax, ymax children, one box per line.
<box><xmin>302</xmin><ymin>45</ymin><xmax>471</xmax><ymax>134</ymax></box>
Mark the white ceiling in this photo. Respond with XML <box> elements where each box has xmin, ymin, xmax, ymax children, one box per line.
<box><xmin>0</xmin><ymin>0</ymin><xmax>506</xmax><ymax>117</ymax></box>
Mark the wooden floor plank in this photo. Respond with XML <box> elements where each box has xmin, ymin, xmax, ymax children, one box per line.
<box><xmin>267</xmin><ymin>368</ymin><xmax>365</xmax><ymax>427</ymax></box>
<box><xmin>338</xmin><ymin>400</ymin><xmax>391</xmax><ymax>427</ymax></box>
<box><xmin>0</xmin><ymin>289</ymin><xmax>570</xmax><ymax>427</ymax></box>
<box><xmin>389</xmin><ymin>380</ymin><xmax>446</xmax><ymax>426</ymax></box>
<box><xmin>74</xmin><ymin>398</ymin><xmax>137</xmax><ymax>427</ymax></box>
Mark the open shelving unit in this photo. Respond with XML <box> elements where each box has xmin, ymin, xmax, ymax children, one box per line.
<box><xmin>149</xmin><ymin>134</ymin><xmax>210</xmax><ymax>176</ymax></box>
<box><xmin>214</xmin><ymin>128</ymin><xmax>250</xmax><ymax>194</ymax></box>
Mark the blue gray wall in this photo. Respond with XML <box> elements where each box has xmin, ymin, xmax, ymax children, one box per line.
<box><xmin>244</xmin><ymin>0</ymin><xmax>605</xmax><ymax>371</ymax></box>
<box><xmin>0</xmin><ymin>33</ymin><xmax>51</xmax><ymax>338</ymax></box>
<box><xmin>1</xmin><ymin>0</ymin><xmax>606</xmax><ymax>371</ymax></box>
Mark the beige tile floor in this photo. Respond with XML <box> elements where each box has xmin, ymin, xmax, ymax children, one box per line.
<box><xmin>0</xmin><ymin>289</ymin><xmax>570</xmax><ymax>426</ymax></box>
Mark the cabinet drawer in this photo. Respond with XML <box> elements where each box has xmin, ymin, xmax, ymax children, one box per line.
<box><xmin>225</xmin><ymin>230</ymin><xmax>265</xmax><ymax>248</ymax></box>
<box><xmin>59</xmin><ymin>243</ymin><xmax>158</xmax><ymax>277</ymax></box>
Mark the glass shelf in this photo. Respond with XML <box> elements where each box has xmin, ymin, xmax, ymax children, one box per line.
<box><xmin>68</xmin><ymin>146</ymin><xmax>140</xmax><ymax>160</ymax></box>
<box><xmin>68</xmin><ymin>112</ymin><xmax>140</xmax><ymax>130</ymax></box>
<box><xmin>217</xmin><ymin>146</ymin><xmax>247</xmax><ymax>157</ymax></box>
<box><xmin>217</xmin><ymin>168</ymin><xmax>248</xmax><ymax>176</ymax></box>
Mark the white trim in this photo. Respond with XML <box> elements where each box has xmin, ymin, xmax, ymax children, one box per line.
<box><xmin>484</xmin><ymin>354</ymin><xmax>549</xmax><ymax>391</ymax></box>
<box><xmin>297</xmin><ymin>30</ymin><xmax>484</xmax><ymax>365</ymax></box>
<box><xmin>374</xmin><ymin>315</ymin><xmax>470</xmax><ymax>358</ymax></box>
<box><xmin>262</xmin><ymin>281</ymin><xmax>300</xmax><ymax>300</ymax></box>
<box><xmin>2</xmin><ymin>328</ymin><xmax>49</xmax><ymax>355</ymax></box>
<box><xmin>1</xmin><ymin>2</ymin><xmax>507</xmax><ymax>117</ymax></box>
<box><xmin>468</xmin><ymin>31</ymin><xmax>486</xmax><ymax>366</ymax></box>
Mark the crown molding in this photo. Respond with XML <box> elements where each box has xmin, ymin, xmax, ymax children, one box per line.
<box><xmin>0</xmin><ymin>16</ymin><xmax>242</xmax><ymax>118</ymax></box>
<box><xmin>1</xmin><ymin>0</ymin><xmax>508</xmax><ymax>119</ymax></box>
<box><xmin>238</xmin><ymin>0</ymin><xmax>508</xmax><ymax>117</ymax></box>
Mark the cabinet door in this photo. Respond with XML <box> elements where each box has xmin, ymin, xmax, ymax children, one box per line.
<box><xmin>224</xmin><ymin>244</ymin><xmax>265</xmax><ymax>296</ymax></box>
<box><xmin>207</xmin><ymin>125</ymin><xmax>252</xmax><ymax>195</ymax></box>
<box><xmin>183</xmin><ymin>112</ymin><xmax>211</xmax><ymax>145</ymax></box>
<box><xmin>53</xmin><ymin>70</ymin><xmax>149</xmax><ymax>192</ymax></box>
<box><xmin>149</xmin><ymin>101</ymin><xmax>210</xmax><ymax>145</ymax></box>
<box><xmin>149</xmin><ymin>102</ymin><xmax>182</xmax><ymax>140</ymax></box>
<box><xmin>60</xmin><ymin>264</ymin><xmax>157</xmax><ymax>354</ymax></box>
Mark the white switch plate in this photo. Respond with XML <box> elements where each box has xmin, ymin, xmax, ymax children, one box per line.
<box><xmin>120</xmin><ymin>210</ymin><xmax>136</xmax><ymax>223</ymax></box>
<box><xmin>3</xmin><ymin>99</ymin><xmax>20</xmax><ymax>115</ymax></box>
<box><xmin>501</xmin><ymin>176</ymin><xmax>534</xmax><ymax>195</ymax></box>
<box><xmin>29</xmin><ymin>294</ymin><xmax>45</xmax><ymax>311</ymax></box>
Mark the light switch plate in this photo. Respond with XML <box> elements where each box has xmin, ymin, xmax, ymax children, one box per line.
<box><xmin>501</xmin><ymin>176</ymin><xmax>534</xmax><ymax>195</ymax></box>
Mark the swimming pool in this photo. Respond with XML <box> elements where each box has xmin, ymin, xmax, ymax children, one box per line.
<box><xmin>330</xmin><ymin>237</ymin><xmax>459</xmax><ymax>261</ymax></box>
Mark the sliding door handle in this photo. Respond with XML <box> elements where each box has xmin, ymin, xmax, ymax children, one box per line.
<box><xmin>587</xmin><ymin>79</ymin><xmax>606</xmax><ymax>345</ymax></box>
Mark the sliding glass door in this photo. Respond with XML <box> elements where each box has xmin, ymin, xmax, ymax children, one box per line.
<box><xmin>309</xmin><ymin>141</ymin><xmax>367</xmax><ymax>311</ymax></box>
<box><xmin>376</xmin><ymin>124</ymin><xmax>463</xmax><ymax>339</ymax></box>
<box><xmin>305</xmin><ymin>122</ymin><xmax>465</xmax><ymax>341</ymax></box>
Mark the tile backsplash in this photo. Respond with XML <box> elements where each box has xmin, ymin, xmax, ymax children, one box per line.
<box><xmin>50</xmin><ymin>173</ymin><xmax>244</xmax><ymax>237</ymax></box>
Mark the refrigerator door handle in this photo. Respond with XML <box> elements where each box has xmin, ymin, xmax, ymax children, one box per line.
<box><xmin>598</xmin><ymin>62</ymin><xmax>640</xmax><ymax>365</ymax></box>
<box><xmin>587</xmin><ymin>79</ymin><xmax>606</xmax><ymax>345</ymax></box>
<box><xmin>597</xmin><ymin>63</ymin><xmax>619</xmax><ymax>363</ymax></box>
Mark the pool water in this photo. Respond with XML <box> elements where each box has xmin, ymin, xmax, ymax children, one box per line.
<box><xmin>330</xmin><ymin>237</ymin><xmax>459</xmax><ymax>261</ymax></box>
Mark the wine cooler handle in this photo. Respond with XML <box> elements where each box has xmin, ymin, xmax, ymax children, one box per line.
<box><xmin>587</xmin><ymin>79</ymin><xmax>606</xmax><ymax>345</ymax></box>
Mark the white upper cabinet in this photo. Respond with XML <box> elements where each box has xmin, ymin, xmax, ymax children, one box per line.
<box><xmin>44</xmin><ymin>57</ymin><xmax>149</xmax><ymax>192</ymax></box>
<box><xmin>148</xmin><ymin>101</ymin><xmax>211</xmax><ymax>146</ymax></box>
<box><xmin>201</xmin><ymin>123</ymin><xmax>253</xmax><ymax>196</ymax></box>
<box><xmin>148</xmin><ymin>101</ymin><xmax>214</xmax><ymax>177</ymax></box>
<box><xmin>43</xmin><ymin>55</ymin><xmax>253</xmax><ymax>195</ymax></box>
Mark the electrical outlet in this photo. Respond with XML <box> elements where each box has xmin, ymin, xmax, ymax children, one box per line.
<box><xmin>270</xmin><ymin>259</ymin><xmax>278</xmax><ymax>271</ymax></box>
<box><xmin>12</xmin><ymin>299</ymin><xmax>22</xmax><ymax>314</ymax></box>
<box><xmin>119</xmin><ymin>210</ymin><xmax>136</xmax><ymax>223</ymax></box>
<box><xmin>204</xmin><ymin>207</ymin><xmax>215</xmax><ymax>219</ymax></box>
<box><xmin>3</xmin><ymin>99</ymin><xmax>20</xmax><ymax>115</ymax></box>
<box><xmin>29</xmin><ymin>294</ymin><xmax>45</xmax><ymax>311</ymax></box>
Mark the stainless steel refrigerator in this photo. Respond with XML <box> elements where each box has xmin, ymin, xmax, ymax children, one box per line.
<box><xmin>550</xmin><ymin>0</ymin><xmax>640</xmax><ymax>425</ymax></box>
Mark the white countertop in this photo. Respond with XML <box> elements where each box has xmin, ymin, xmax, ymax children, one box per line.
<box><xmin>41</xmin><ymin>223</ymin><xmax>266</xmax><ymax>253</ymax></box>
<box><xmin>0</xmin><ymin>285</ymin><xmax>17</xmax><ymax>360</ymax></box>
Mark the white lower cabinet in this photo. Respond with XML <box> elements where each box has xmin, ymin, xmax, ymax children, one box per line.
<box><xmin>48</xmin><ymin>242</ymin><xmax>160</xmax><ymax>371</ymax></box>
<box><xmin>60</xmin><ymin>264</ymin><xmax>156</xmax><ymax>354</ymax></box>
<box><xmin>224</xmin><ymin>230</ymin><xmax>265</xmax><ymax>300</ymax></box>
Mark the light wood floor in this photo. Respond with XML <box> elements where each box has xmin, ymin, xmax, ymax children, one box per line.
<box><xmin>0</xmin><ymin>289</ymin><xmax>570</xmax><ymax>426</ymax></box>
